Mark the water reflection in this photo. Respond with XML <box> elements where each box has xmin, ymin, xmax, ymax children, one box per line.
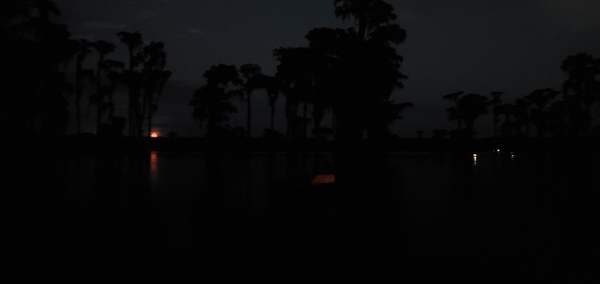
<box><xmin>9</xmin><ymin>151</ymin><xmax>596</xmax><ymax>282</ymax></box>
<box><xmin>150</xmin><ymin>151</ymin><xmax>158</xmax><ymax>184</ymax></box>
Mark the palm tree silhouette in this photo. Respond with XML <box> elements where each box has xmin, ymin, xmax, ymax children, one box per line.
<box><xmin>330</xmin><ymin>1</ymin><xmax>407</xmax><ymax>141</ymax></box>
<box><xmin>141</xmin><ymin>41</ymin><xmax>170</xmax><ymax>137</ymax></box>
<box><xmin>190</xmin><ymin>64</ymin><xmax>241</xmax><ymax>138</ymax></box>
<box><xmin>117</xmin><ymin>31</ymin><xmax>143</xmax><ymax>137</ymax></box>
<box><xmin>273</xmin><ymin>47</ymin><xmax>315</xmax><ymax>140</ymax></box>
<box><xmin>490</xmin><ymin>91</ymin><xmax>504</xmax><ymax>137</ymax></box>
<box><xmin>457</xmin><ymin>93</ymin><xmax>489</xmax><ymax>138</ymax></box>
<box><xmin>90</xmin><ymin>40</ymin><xmax>116</xmax><ymax>135</ymax></box>
<box><xmin>548</xmin><ymin>99</ymin><xmax>569</xmax><ymax>137</ymax></box>
<box><xmin>269</xmin><ymin>0</ymin><xmax>408</xmax><ymax>144</ymax></box>
<box><xmin>74</xmin><ymin>38</ymin><xmax>95</xmax><ymax>135</ymax></box>
<box><xmin>149</xmin><ymin>69</ymin><xmax>171</xmax><ymax>136</ymax></box>
<box><xmin>560</xmin><ymin>53</ymin><xmax>599</xmax><ymax>137</ymax></box>
<box><xmin>334</xmin><ymin>0</ymin><xmax>398</xmax><ymax>40</ymax></box>
<box><xmin>239</xmin><ymin>63</ymin><xmax>267</xmax><ymax>138</ymax></box>
<box><xmin>367</xmin><ymin>101</ymin><xmax>413</xmax><ymax>139</ymax></box>
<box><xmin>496</xmin><ymin>103</ymin><xmax>515</xmax><ymax>137</ymax></box>
<box><xmin>443</xmin><ymin>91</ymin><xmax>464</xmax><ymax>134</ymax></box>
<box><xmin>264</xmin><ymin>75</ymin><xmax>280</xmax><ymax>132</ymax></box>
<box><xmin>525</xmin><ymin>88</ymin><xmax>559</xmax><ymax>137</ymax></box>
<box><xmin>103</xmin><ymin>60</ymin><xmax>125</xmax><ymax>128</ymax></box>
<box><xmin>513</xmin><ymin>98</ymin><xmax>532</xmax><ymax>137</ymax></box>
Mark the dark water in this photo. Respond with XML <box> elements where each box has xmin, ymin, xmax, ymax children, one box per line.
<box><xmin>3</xmin><ymin>150</ymin><xmax>598</xmax><ymax>282</ymax></box>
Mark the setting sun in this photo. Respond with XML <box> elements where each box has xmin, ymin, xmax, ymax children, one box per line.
<box><xmin>150</xmin><ymin>132</ymin><xmax>159</xmax><ymax>138</ymax></box>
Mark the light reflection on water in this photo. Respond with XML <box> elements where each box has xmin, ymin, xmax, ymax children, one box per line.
<box><xmin>14</xmin><ymin>151</ymin><xmax>597</xmax><ymax>281</ymax></box>
<box><xmin>51</xmin><ymin>151</ymin><xmax>600</xmax><ymax>231</ymax></box>
<box><xmin>150</xmin><ymin>151</ymin><xmax>158</xmax><ymax>185</ymax></box>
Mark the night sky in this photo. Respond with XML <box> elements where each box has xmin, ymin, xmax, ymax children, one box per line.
<box><xmin>52</xmin><ymin>0</ymin><xmax>600</xmax><ymax>138</ymax></box>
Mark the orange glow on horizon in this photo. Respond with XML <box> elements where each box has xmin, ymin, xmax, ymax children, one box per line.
<box><xmin>150</xmin><ymin>132</ymin><xmax>159</xmax><ymax>138</ymax></box>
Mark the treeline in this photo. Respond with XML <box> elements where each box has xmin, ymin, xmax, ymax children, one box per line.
<box><xmin>190</xmin><ymin>0</ymin><xmax>411</xmax><ymax>144</ymax></box>
<box><xmin>1</xmin><ymin>0</ymin><xmax>171</xmax><ymax>139</ymax></box>
<box><xmin>435</xmin><ymin>53</ymin><xmax>600</xmax><ymax>139</ymax></box>
<box><xmin>2</xmin><ymin>0</ymin><xmax>409</xmax><ymax>143</ymax></box>
<box><xmin>3</xmin><ymin>0</ymin><xmax>598</xmax><ymax>144</ymax></box>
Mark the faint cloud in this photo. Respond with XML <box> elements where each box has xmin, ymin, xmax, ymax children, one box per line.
<box><xmin>187</xmin><ymin>28</ymin><xmax>206</xmax><ymax>35</ymax></box>
<box><xmin>173</xmin><ymin>26</ymin><xmax>205</xmax><ymax>39</ymax></box>
<box><xmin>83</xmin><ymin>21</ymin><xmax>127</xmax><ymax>30</ymax></box>
<box><xmin>138</xmin><ymin>10</ymin><xmax>159</xmax><ymax>19</ymax></box>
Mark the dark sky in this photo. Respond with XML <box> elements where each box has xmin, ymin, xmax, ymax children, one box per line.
<box><xmin>52</xmin><ymin>0</ymin><xmax>600</xmax><ymax>138</ymax></box>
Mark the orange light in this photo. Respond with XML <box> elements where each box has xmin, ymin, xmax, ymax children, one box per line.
<box><xmin>150</xmin><ymin>132</ymin><xmax>159</xmax><ymax>138</ymax></box>
<box><xmin>311</xmin><ymin>174</ymin><xmax>336</xmax><ymax>185</ymax></box>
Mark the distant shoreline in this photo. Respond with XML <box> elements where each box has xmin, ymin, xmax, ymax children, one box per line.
<box><xmin>5</xmin><ymin>135</ymin><xmax>600</xmax><ymax>155</ymax></box>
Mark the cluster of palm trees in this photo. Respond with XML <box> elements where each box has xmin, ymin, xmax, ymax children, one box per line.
<box><xmin>189</xmin><ymin>63</ymin><xmax>278</xmax><ymax>139</ymax></box>
<box><xmin>115</xmin><ymin>32</ymin><xmax>172</xmax><ymax>138</ymax></box>
<box><xmin>190</xmin><ymin>0</ymin><xmax>412</xmax><ymax>142</ymax></box>
<box><xmin>440</xmin><ymin>53</ymin><xmax>600</xmax><ymax>139</ymax></box>
<box><xmin>1</xmin><ymin>0</ymin><xmax>171</xmax><ymax>139</ymax></box>
<box><xmin>68</xmin><ymin>31</ymin><xmax>172</xmax><ymax>138</ymax></box>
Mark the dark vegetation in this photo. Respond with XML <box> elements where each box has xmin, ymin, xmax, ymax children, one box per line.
<box><xmin>2</xmin><ymin>0</ymin><xmax>600</xmax><ymax>153</ymax></box>
<box><xmin>2</xmin><ymin>0</ymin><xmax>171</xmax><ymax>141</ymax></box>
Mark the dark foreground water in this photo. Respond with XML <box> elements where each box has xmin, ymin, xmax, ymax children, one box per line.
<box><xmin>3</xmin><ymin>150</ymin><xmax>599</xmax><ymax>283</ymax></box>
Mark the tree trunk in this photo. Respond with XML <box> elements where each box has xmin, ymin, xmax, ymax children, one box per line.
<box><xmin>247</xmin><ymin>91</ymin><xmax>252</xmax><ymax>138</ymax></box>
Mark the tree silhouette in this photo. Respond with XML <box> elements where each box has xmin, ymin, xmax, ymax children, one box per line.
<box><xmin>74</xmin><ymin>38</ymin><xmax>95</xmax><ymax>135</ymax></box>
<box><xmin>117</xmin><ymin>31</ymin><xmax>143</xmax><ymax>137</ymax></box>
<box><xmin>239</xmin><ymin>63</ymin><xmax>267</xmax><ymax>138</ymax></box>
<box><xmin>495</xmin><ymin>103</ymin><xmax>515</xmax><ymax>137</ymax></box>
<box><xmin>273</xmin><ymin>47</ymin><xmax>315</xmax><ymax>140</ymax></box>
<box><xmin>443</xmin><ymin>91</ymin><xmax>464</xmax><ymax>134</ymax></box>
<box><xmin>141</xmin><ymin>41</ymin><xmax>171</xmax><ymax>138</ymax></box>
<box><xmin>190</xmin><ymin>64</ymin><xmax>242</xmax><ymax>138</ymax></box>
<box><xmin>490</xmin><ymin>91</ymin><xmax>504</xmax><ymax>137</ymax></box>
<box><xmin>548</xmin><ymin>99</ymin><xmax>570</xmax><ymax>137</ymax></box>
<box><xmin>90</xmin><ymin>40</ymin><xmax>116</xmax><ymax>135</ymax></box>
<box><xmin>560</xmin><ymin>53</ymin><xmax>600</xmax><ymax>137</ymax></box>
<box><xmin>525</xmin><ymin>88</ymin><xmax>559</xmax><ymax>137</ymax></box>
<box><xmin>310</xmin><ymin>0</ymin><xmax>407</xmax><ymax>142</ymax></box>
<box><xmin>432</xmin><ymin>129</ymin><xmax>448</xmax><ymax>139</ymax></box>
<box><xmin>513</xmin><ymin>98</ymin><xmax>531</xmax><ymax>137</ymax></box>
<box><xmin>103</xmin><ymin>59</ymin><xmax>127</xmax><ymax>133</ymax></box>
<box><xmin>264</xmin><ymin>75</ymin><xmax>280</xmax><ymax>132</ymax></box>
<box><xmin>367</xmin><ymin>101</ymin><xmax>413</xmax><ymax>139</ymax></box>
<box><xmin>97</xmin><ymin>59</ymin><xmax>125</xmax><ymax>136</ymax></box>
<box><xmin>334</xmin><ymin>0</ymin><xmax>398</xmax><ymax>40</ymax></box>
<box><xmin>1</xmin><ymin>0</ymin><xmax>76</xmax><ymax>136</ymax></box>
<box><xmin>304</xmin><ymin>28</ymin><xmax>348</xmax><ymax>140</ymax></box>
<box><xmin>457</xmin><ymin>93</ymin><xmax>489</xmax><ymax>138</ymax></box>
